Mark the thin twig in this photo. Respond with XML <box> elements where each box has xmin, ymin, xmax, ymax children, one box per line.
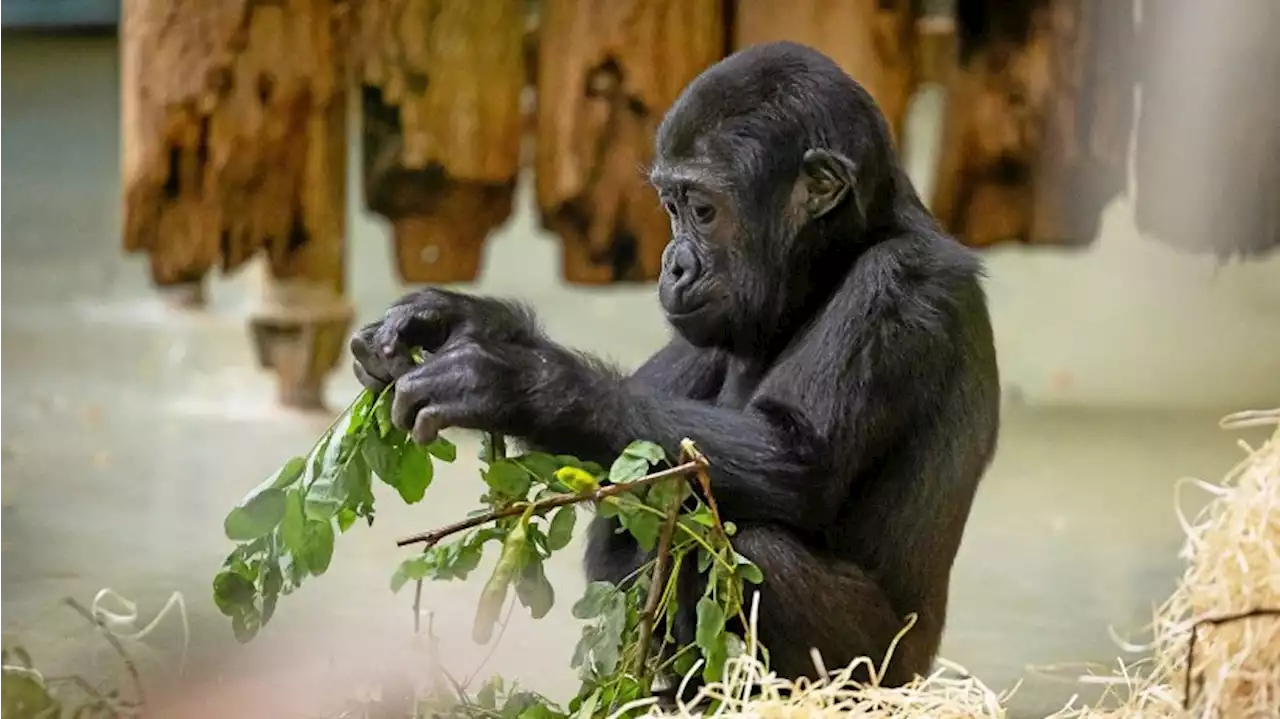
<box><xmin>679</xmin><ymin>438</ymin><xmax>723</xmax><ymax>538</ymax></box>
<box><xmin>1182</xmin><ymin>606</ymin><xmax>1280</xmax><ymax>710</ymax></box>
<box><xmin>636</xmin><ymin>479</ymin><xmax>685</xmax><ymax>690</ymax></box>
<box><xmin>396</xmin><ymin>460</ymin><xmax>703</xmax><ymax>547</ymax></box>
<box><xmin>64</xmin><ymin>597</ymin><xmax>147</xmax><ymax>709</ymax></box>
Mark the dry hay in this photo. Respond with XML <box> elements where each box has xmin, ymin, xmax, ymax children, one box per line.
<box><xmin>640</xmin><ymin>408</ymin><xmax>1280</xmax><ymax>719</ymax></box>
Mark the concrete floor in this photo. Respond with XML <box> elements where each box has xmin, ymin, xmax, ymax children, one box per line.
<box><xmin>3</xmin><ymin>34</ymin><xmax>1279</xmax><ymax>718</ymax></box>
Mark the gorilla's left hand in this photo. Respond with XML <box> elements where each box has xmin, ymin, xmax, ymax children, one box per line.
<box><xmin>388</xmin><ymin>337</ymin><xmax>537</xmax><ymax>444</ymax></box>
<box><xmin>350</xmin><ymin>288</ymin><xmax>540</xmax><ymax>393</ymax></box>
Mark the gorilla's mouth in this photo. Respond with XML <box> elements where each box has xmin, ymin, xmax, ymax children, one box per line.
<box><xmin>664</xmin><ymin>300</ymin><xmax>710</xmax><ymax>321</ymax></box>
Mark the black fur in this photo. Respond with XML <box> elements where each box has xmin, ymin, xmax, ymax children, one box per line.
<box><xmin>351</xmin><ymin>42</ymin><xmax>1000</xmax><ymax>690</ymax></box>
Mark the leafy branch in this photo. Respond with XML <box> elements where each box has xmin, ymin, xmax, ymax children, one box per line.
<box><xmin>214</xmin><ymin>377</ymin><xmax>770</xmax><ymax>717</ymax></box>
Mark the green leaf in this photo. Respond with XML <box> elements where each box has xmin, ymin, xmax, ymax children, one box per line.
<box><xmin>698</xmin><ymin>547</ymin><xmax>715</xmax><ymax>573</ymax></box>
<box><xmin>696</xmin><ymin>596</ymin><xmax>728</xmax><ymax>682</ymax></box>
<box><xmin>393</xmin><ymin>443</ymin><xmax>434</xmax><ymax>503</ymax></box>
<box><xmin>212</xmin><ymin>570</ymin><xmax>256</xmax><ymax>617</ymax></box>
<box><xmin>733</xmin><ymin>551</ymin><xmax>764</xmax><ymax>584</ymax></box>
<box><xmin>647</xmin><ymin>475</ymin><xmax>689</xmax><ymax>511</ymax></box>
<box><xmin>267</xmin><ymin>456</ymin><xmax>308</xmax><ymax>490</ymax></box>
<box><xmin>373</xmin><ymin>390</ymin><xmax>396</xmax><ymax>438</ymax></box>
<box><xmin>623</xmin><ymin>440</ymin><xmax>666</xmax><ymax>464</ymax></box>
<box><xmin>336</xmin><ymin>507</ymin><xmax>357</xmax><ymax>532</ymax></box>
<box><xmin>484</xmin><ymin>460</ymin><xmax>532</xmax><ymax>498</ymax></box>
<box><xmin>695</xmin><ymin>597</ymin><xmax>726</xmax><ymax>651</ymax></box>
<box><xmin>231</xmin><ymin>607</ymin><xmax>263</xmax><ymax>643</ymax></box>
<box><xmin>280</xmin><ymin>490</ymin><xmax>308</xmax><ymax>561</ymax></box>
<box><xmin>362</xmin><ymin>439</ymin><xmax>400</xmax><ymax>485</ymax></box>
<box><xmin>426</xmin><ymin>437</ymin><xmax>457</xmax><ymax>462</ymax></box>
<box><xmin>259</xmin><ymin>557</ymin><xmax>283</xmax><ymax>624</ymax></box>
<box><xmin>689</xmin><ymin>505</ymin><xmax>716</xmax><ymax>527</ymax></box>
<box><xmin>571</xmin><ymin>582</ymin><xmax>617</xmax><ymax>619</ymax></box>
<box><xmin>570</xmin><ymin>626</ymin><xmax>597</xmax><ymax>670</ymax></box>
<box><xmin>365</xmin><ymin>438</ymin><xmax>435</xmax><ymax>504</ymax></box>
<box><xmin>224</xmin><ymin>487</ymin><xmax>287</xmax><ymax>541</ymax></box>
<box><xmin>512</xmin><ymin>453</ymin><xmax>563</xmax><ymax>484</ymax></box>
<box><xmin>622</xmin><ymin>509</ymin><xmax>661</xmax><ymax>552</ymax></box>
<box><xmin>299</xmin><ymin>519</ymin><xmax>336</xmax><ymax>576</ymax></box>
<box><xmin>608</xmin><ymin>454</ymin><xmax>649</xmax><ymax>485</ymax></box>
<box><xmin>672</xmin><ymin>648</ymin><xmax>698</xmax><ymax>678</ymax></box>
<box><xmin>390</xmin><ymin>554</ymin><xmax>432</xmax><ymax>593</ymax></box>
<box><xmin>515</xmin><ymin>556</ymin><xmax>555</xmax><ymax>619</ymax></box>
<box><xmin>546</xmin><ymin>507</ymin><xmax>576</xmax><ymax>551</ymax></box>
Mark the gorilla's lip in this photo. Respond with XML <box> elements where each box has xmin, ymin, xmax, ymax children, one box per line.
<box><xmin>664</xmin><ymin>301</ymin><xmax>710</xmax><ymax>320</ymax></box>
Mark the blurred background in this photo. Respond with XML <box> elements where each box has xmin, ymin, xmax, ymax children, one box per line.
<box><xmin>2</xmin><ymin>1</ymin><xmax>1278</xmax><ymax>717</ymax></box>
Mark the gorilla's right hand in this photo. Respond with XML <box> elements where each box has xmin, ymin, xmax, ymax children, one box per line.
<box><xmin>349</xmin><ymin>288</ymin><xmax>541</xmax><ymax>393</ymax></box>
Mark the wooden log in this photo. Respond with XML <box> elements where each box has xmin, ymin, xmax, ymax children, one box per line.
<box><xmin>930</xmin><ymin>0</ymin><xmax>1134</xmax><ymax>247</ymax></box>
<box><xmin>358</xmin><ymin>0</ymin><xmax>526</xmax><ymax>283</ymax></box>
<box><xmin>1133</xmin><ymin>2</ymin><xmax>1280</xmax><ymax>260</ymax></box>
<box><xmin>534</xmin><ymin>0</ymin><xmax>724</xmax><ymax>284</ymax></box>
<box><xmin>121</xmin><ymin>0</ymin><xmax>355</xmax><ymax>409</ymax></box>
<box><xmin>732</xmin><ymin>0</ymin><xmax>921</xmax><ymax>145</ymax></box>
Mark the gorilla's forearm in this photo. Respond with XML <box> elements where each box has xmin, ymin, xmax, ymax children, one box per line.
<box><xmin>516</xmin><ymin>346</ymin><xmax>821</xmax><ymax>529</ymax></box>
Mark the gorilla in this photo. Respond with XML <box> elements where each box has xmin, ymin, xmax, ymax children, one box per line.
<box><xmin>351</xmin><ymin>41</ymin><xmax>1000</xmax><ymax>689</ymax></box>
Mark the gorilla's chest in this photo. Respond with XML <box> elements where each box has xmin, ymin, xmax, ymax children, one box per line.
<box><xmin>715</xmin><ymin>363</ymin><xmax>765</xmax><ymax>410</ymax></box>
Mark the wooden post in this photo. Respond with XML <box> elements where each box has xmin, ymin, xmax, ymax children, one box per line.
<box><xmin>358</xmin><ymin>0</ymin><xmax>527</xmax><ymax>283</ymax></box>
<box><xmin>929</xmin><ymin>0</ymin><xmax>1134</xmax><ymax>248</ymax></box>
<box><xmin>121</xmin><ymin>0</ymin><xmax>355</xmax><ymax>410</ymax></box>
<box><xmin>534</xmin><ymin>0</ymin><xmax>724</xmax><ymax>284</ymax></box>
<box><xmin>732</xmin><ymin>0</ymin><xmax>921</xmax><ymax>145</ymax></box>
<box><xmin>1133</xmin><ymin>2</ymin><xmax>1280</xmax><ymax>260</ymax></box>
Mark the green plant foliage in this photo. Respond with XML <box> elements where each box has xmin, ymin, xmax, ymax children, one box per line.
<box><xmin>216</xmin><ymin>379</ymin><xmax>769</xmax><ymax>718</ymax></box>
<box><xmin>211</xmin><ymin>387</ymin><xmax>457</xmax><ymax>642</ymax></box>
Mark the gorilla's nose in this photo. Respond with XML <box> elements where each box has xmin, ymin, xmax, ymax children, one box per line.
<box><xmin>666</xmin><ymin>242</ymin><xmax>700</xmax><ymax>290</ymax></box>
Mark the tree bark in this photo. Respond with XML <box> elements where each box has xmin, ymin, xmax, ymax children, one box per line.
<box><xmin>358</xmin><ymin>0</ymin><xmax>527</xmax><ymax>283</ymax></box>
<box><xmin>930</xmin><ymin>0</ymin><xmax>1134</xmax><ymax>247</ymax></box>
<box><xmin>732</xmin><ymin>0</ymin><xmax>921</xmax><ymax>145</ymax></box>
<box><xmin>534</xmin><ymin>0</ymin><xmax>724</xmax><ymax>284</ymax></box>
<box><xmin>122</xmin><ymin>0</ymin><xmax>355</xmax><ymax>409</ymax></box>
<box><xmin>1133</xmin><ymin>2</ymin><xmax>1280</xmax><ymax>260</ymax></box>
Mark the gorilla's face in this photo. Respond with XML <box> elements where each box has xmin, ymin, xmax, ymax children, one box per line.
<box><xmin>654</xmin><ymin>183</ymin><xmax>737</xmax><ymax>348</ymax></box>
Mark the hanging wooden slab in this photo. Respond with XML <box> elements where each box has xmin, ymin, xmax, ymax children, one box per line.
<box><xmin>534</xmin><ymin>0</ymin><xmax>725</xmax><ymax>284</ymax></box>
<box><xmin>930</xmin><ymin>0</ymin><xmax>1134</xmax><ymax>247</ymax></box>
<box><xmin>732</xmin><ymin>0</ymin><xmax>920</xmax><ymax>146</ymax></box>
<box><xmin>358</xmin><ymin>0</ymin><xmax>527</xmax><ymax>283</ymax></box>
<box><xmin>121</xmin><ymin>0</ymin><xmax>355</xmax><ymax>409</ymax></box>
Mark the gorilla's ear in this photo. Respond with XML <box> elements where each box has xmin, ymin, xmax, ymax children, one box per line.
<box><xmin>800</xmin><ymin>148</ymin><xmax>860</xmax><ymax>220</ymax></box>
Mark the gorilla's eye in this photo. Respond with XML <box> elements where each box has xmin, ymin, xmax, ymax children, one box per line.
<box><xmin>692</xmin><ymin>203</ymin><xmax>716</xmax><ymax>224</ymax></box>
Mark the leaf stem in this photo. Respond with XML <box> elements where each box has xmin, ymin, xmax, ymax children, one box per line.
<box><xmin>636</xmin><ymin>481</ymin><xmax>683</xmax><ymax>690</ymax></box>
<box><xmin>395</xmin><ymin>460</ymin><xmax>704</xmax><ymax>547</ymax></box>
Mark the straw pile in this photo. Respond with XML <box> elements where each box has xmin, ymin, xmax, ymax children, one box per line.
<box><xmin>640</xmin><ymin>408</ymin><xmax>1280</xmax><ymax>719</ymax></box>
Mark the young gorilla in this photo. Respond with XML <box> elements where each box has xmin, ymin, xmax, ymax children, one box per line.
<box><xmin>351</xmin><ymin>42</ymin><xmax>1000</xmax><ymax>688</ymax></box>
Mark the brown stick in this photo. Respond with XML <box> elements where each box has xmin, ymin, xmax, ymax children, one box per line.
<box><xmin>679</xmin><ymin>438</ymin><xmax>725</xmax><ymax>539</ymax></box>
<box><xmin>395</xmin><ymin>460</ymin><xmax>703</xmax><ymax>547</ymax></box>
<box><xmin>636</xmin><ymin>481</ymin><xmax>685</xmax><ymax>688</ymax></box>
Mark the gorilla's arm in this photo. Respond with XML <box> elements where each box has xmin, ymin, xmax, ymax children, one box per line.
<box><xmin>625</xmin><ymin>336</ymin><xmax>727</xmax><ymax>401</ymax></box>
<box><xmin>521</xmin><ymin>240</ymin><xmax>958</xmax><ymax>530</ymax></box>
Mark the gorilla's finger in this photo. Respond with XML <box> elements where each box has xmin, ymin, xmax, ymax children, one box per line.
<box><xmin>350</xmin><ymin>323</ymin><xmax>393</xmax><ymax>386</ymax></box>
<box><xmin>411</xmin><ymin>407</ymin><xmax>447</xmax><ymax>445</ymax></box>
<box><xmin>374</xmin><ymin>303</ymin><xmax>458</xmax><ymax>364</ymax></box>
<box><xmin>352</xmin><ymin>361</ymin><xmax>389</xmax><ymax>392</ymax></box>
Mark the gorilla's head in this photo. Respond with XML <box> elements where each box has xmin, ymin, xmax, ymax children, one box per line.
<box><xmin>649</xmin><ymin>42</ymin><xmax>906</xmax><ymax>353</ymax></box>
